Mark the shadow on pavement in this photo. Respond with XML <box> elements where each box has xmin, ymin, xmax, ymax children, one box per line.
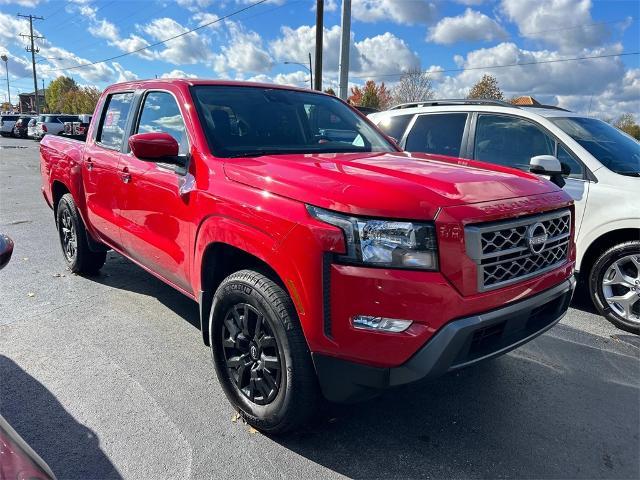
<box><xmin>0</xmin><ymin>355</ymin><xmax>121</xmax><ymax>480</ymax></box>
<box><xmin>274</xmin><ymin>326</ymin><xmax>640</xmax><ymax>479</ymax></box>
<box><xmin>570</xmin><ymin>281</ymin><xmax>599</xmax><ymax>315</ymax></box>
<box><xmin>86</xmin><ymin>251</ymin><xmax>201</xmax><ymax>330</ymax></box>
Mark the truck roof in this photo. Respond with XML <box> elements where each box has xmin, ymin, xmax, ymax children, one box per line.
<box><xmin>106</xmin><ymin>78</ymin><xmax>324</xmax><ymax>96</ymax></box>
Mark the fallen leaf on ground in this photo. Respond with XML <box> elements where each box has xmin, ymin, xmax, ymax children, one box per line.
<box><xmin>248</xmin><ymin>427</ymin><xmax>258</xmax><ymax>434</ymax></box>
<box><xmin>27</xmin><ymin>292</ymin><xmax>35</xmax><ymax>297</ymax></box>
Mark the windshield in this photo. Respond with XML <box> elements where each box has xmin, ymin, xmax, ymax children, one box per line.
<box><xmin>550</xmin><ymin>116</ymin><xmax>640</xmax><ymax>176</ymax></box>
<box><xmin>191</xmin><ymin>85</ymin><xmax>396</xmax><ymax>157</ymax></box>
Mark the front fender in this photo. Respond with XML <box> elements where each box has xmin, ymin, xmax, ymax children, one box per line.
<box><xmin>577</xmin><ymin>218</ymin><xmax>640</xmax><ymax>270</ymax></box>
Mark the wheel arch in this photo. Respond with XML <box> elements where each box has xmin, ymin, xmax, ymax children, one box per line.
<box><xmin>579</xmin><ymin>227</ymin><xmax>640</xmax><ymax>279</ymax></box>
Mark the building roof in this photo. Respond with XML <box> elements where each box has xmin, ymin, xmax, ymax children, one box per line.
<box><xmin>18</xmin><ymin>89</ymin><xmax>45</xmax><ymax>97</ymax></box>
<box><xmin>511</xmin><ymin>96</ymin><xmax>541</xmax><ymax>106</ymax></box>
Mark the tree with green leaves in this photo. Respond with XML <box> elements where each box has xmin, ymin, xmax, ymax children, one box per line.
<box><xmin>45</xmin><ymin>76</ymin><xmax>78</xmax><ymax>113</ymax></box>
<box><xmin>324</xmin><ymin>88</ymin><xmax>336</xmax><ymax>95</ymax></box>
<box><xmin>613</xmin><ymin>113</ymin><xmax>640</xmax><ymax>140</ymax></box>
<box><xmin>467</xmin><ymin>74</ymin><xmax>504</xmax><ymax>101</ymax></box>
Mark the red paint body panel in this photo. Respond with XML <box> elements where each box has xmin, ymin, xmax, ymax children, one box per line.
<box><xmin>39</xmin><ymin>79</ymin><xmax>575</xmax><ymax>372</ymax></box>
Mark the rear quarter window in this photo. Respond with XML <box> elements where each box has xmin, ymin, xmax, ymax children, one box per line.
<box><xmin>405</xmin><ymin>113</ymin><xmax>468</xmax><ymax>157</ymax></box>
<box><xmin>375</xmin><ymin>115</ymin><xmax>412</xmax><ymax>141</ymax></box>
<box><xmin>96</xmin><ymin>92</ymin><xmax>134</xmax><ymax>149</ymax></box>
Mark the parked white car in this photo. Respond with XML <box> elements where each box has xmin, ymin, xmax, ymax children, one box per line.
<box><xmin>34</xmin><ymin>114</ymin><xmax>79</xmax><ymax>139</ymax></box>
<box><xmin>27</xmin><ymin>116</ymin><xmax>43</xmax><ymax>138</ymax></box>
<box><xmin>0</xmin><ymin>114</ymin><xmax>20</xmax><ymax>136</ymax></box>
<box><xmin>370</xmin><ymin>100</ymin><xmax>640</xmax><ymax>333</ymax></box>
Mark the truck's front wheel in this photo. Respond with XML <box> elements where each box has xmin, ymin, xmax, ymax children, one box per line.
<box><xmin>210</xmin><ymin>270</ymin><xmax>318</xmax><ymax>433</ymax></box>
<box><xmin>56</xmin><ymin>193</ymin><xmax>106</xmax><ymax>275</ymax></box>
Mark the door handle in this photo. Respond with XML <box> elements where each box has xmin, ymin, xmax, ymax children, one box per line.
<box><xmin>120</xmin><ymin>167</ymin><xmax>131</xmax><ymax>184</ymax></box>
<box><xmin>85</xmin><ymin>157</ymin><xmax>93</xmax><ymax>171</ymax></box>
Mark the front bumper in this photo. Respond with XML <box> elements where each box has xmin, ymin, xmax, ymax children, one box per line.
<box><xmin>313</xmin><ymin>276</ymin><xmax>575</xmax><ymax>403</ymax></box>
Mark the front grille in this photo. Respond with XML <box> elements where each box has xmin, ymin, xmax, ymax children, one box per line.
<box><xmin>465</xmin><ymin>209</ymin><xmax>571</xmax><ymax>291</ymax></box>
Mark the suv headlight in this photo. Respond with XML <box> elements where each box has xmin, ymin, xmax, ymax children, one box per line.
<box><xmin>307</xmin><ymin>206</ymin><xmax>438</xmax><ymax>270</ymax></box>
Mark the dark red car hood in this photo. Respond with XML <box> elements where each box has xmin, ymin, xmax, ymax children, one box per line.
<box><xmin>223</xmin><ymin>151</ymin><xmax>561</xmax><ymax>219</ymax></box>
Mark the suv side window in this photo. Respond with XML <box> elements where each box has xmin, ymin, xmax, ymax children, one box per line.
<box><xmin>97</xmin><ymin>92</ymin><xmax>134</xmax><ymax>149</ymax></box>
<box><xmin>136</xmin><ymin>91</ymin><xmax>188</xmax><ymax>155</ymax></box>
<box><xmin>474</xmin><ymin>114</ymin><xmax>555</xmax><ymax>171</ymax></box>
<box><xmin>375</xmin><ymin>114</ymin><xmax>412</xmax><ymax>142</ymax></box>
<box><xmin>405</xmin><ymin>113</ymin><xmax>467</xmax><ymax>157</ymax></box>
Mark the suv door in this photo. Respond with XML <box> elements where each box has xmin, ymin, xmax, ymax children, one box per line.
<box><xmin>118</xmin><ymin>89</ymin><xmax>193</xmax><ymax>292</ymax></box>
<box><xmin>404</xmin><ymin>113</ymin><xmax>469</xmax><ymax>158</ymax></box>
<box><xmin>472</xmin><ymin>113</ymin><xmax>589</xmax><ymax>236</ymax></box>
<box><xmin>83</xmin><ymin>91</ymin><xmax>135</xmax><ymax>249</ymax></box>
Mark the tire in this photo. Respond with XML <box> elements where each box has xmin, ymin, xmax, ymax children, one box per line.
<box><xmin>589</xmin><ymin>240</ymin><xmax>640</xmax><ymax>335</ymax></box>
<box><xmin>210</xmin><ymin>270</ymin><xmax>319</xmax><ymax>433</ymax></box>
<box><xmin>56</xmin><ymin>193</ymin><xmax>106</xmax><ymax>275</ymax></box>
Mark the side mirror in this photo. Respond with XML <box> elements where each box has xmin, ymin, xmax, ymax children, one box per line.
<box><xmin>129</xmin><ymin>132</ymin><xmax>181</xmax><ymax>163</ymax></box>
<box><xmin>0</xmin><ymin>234</ymin><xmax>14</xmax><ymax>270</ymax></box>
<box><xmin>530</xmin><ymin>155</ymin><xmax>565</xmax><ymax>188</ymax></box>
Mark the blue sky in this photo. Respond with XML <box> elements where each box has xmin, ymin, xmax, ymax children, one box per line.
<box><xmin>0</xmin><ymin>0</ymin><xmax>638</xmax><ymax>118</ymax></box>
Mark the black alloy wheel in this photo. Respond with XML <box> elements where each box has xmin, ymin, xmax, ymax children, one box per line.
<box><xmin>59</xmin><ymin>207</ymin><xmax>77</xmax><ymax>263</ymax></box>
<box><xmin>221</xmin><ymin>302</ymin><xmax>282</xmax><ymax>405</ymax></box>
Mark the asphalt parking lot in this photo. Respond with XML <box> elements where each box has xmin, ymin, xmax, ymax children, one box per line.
<box><xmin>0</xmin><ymin>134</ymin><xmax>638</xmax><ymax>480</ymax></box>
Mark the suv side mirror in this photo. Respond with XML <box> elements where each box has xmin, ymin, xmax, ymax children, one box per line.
<box><xmin>129</xmin><ymin>132</ymin><xmax>181</xmax><ymax>164</ymax></box>
<box><xmin>529</xmin><ymin>155</ymin><xmax>565</xmax><ymax>188</ymax></box>
<box><xmin>0</xmin><ymin>235</ymin><xmax>14</xmax><ymax>270</ymax></box>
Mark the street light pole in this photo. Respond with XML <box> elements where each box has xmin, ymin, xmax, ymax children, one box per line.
<box><xmin>284</xmin><ymin>55</ymin><xmax>314</xmax><ymax>89</ymax></box>
<box><xmin>314</xmin><ymin>0</ymin><xmax>323</xmax><ymax>91</ymax></box>
<box><xmin>0</xmin><ymin>55</ymin><xmax>10</xmax><ymax>109</ymax></box>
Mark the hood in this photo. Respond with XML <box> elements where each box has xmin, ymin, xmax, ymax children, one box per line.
<box><xmin>223</xmin><ymin>151</ymin><xmax>560</xmax><ymax>219</ymax></box>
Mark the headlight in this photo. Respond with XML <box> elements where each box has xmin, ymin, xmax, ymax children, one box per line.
<box><xmin>307</xmin><ymin>206</ymin><xmax>438</xmax><ymax>270</ymax></box>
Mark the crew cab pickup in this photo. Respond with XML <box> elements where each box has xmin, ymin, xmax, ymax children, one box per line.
<box><xmin>40</xmin><ymin>80</ymin><xmax>576</xmax><ymax>433</ymax></box>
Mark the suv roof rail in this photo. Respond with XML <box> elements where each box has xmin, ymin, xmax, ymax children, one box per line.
<box><xmin>388</xmin><ymin>99</ymin><xmax>519</xmax><ymax>110</ymax></box>
<box><xmin>520</xmin><ymin>104</ymin><xmax>571</xmax><ymax>112</ymax></box>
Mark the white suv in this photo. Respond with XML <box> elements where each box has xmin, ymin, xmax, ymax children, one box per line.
<box><xmin>34</xmin><ymin>114</ymin><xmax>79</xmax><ymax>139</ymax></box>
<box><xmin>370</xmin><ymin>100</ymin><xmax>640</xmax><ymax>334</ymax></box>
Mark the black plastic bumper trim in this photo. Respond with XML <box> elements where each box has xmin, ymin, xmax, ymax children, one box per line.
<box><xmin>312</xmin><ymin>276</ymin><xmax>576</xmax><ymax>403</ymax></box>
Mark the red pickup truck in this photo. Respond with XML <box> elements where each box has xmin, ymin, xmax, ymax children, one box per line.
<box><xmin>40</xmin><ymin>80</ymin><xmax>576</xmax><ymax>432</ymax></box>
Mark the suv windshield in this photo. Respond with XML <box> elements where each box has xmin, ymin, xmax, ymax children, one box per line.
<box><xmin>551</xmin><ymin>116</ymin><xmax>640</xmax><ymax>176</ymax></box>
<box><xmin>191</xmin><ymin>85</ymin><xmax>395</xmax><ymax>157</ymax></box>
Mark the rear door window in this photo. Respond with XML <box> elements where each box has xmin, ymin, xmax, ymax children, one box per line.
<box><xmin>405</xmin><ymin>113</ymin><xmax>468</xmax><ymax>157</ymax></box>
<box><xmin>474</xmin><ymin>114</ymin><xmax>555</xmax><ymax>170</ymax></box>
<box><xmin>97</xmin><ymin>92</ymin><xmax>134</xmax><ymax>149</ymax></box>
<box><xmin>375</xmin><ymin>114</ymin><xmax>412</xmax><ymax>142</ymax></box>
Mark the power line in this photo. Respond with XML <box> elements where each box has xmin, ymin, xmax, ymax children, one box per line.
<box><xmin>519</xmin><ymin>18</ymin><xmax>631</xmax><ymax>36</ymax></box>
<box><xmin>350</xmin><ymin>51</ymin><xmax>640</xmax><ymax>80</ymax></box>
<box><xmin>42</xmin><ymin>0</ymin><xmax>270</xmax><ymax>74</ymax></box>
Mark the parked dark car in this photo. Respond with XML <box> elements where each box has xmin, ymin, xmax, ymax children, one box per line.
<box><xmin>12</xmin><ymin>116</ymin><xmax>32</xmax><ymax>138</ymax></box>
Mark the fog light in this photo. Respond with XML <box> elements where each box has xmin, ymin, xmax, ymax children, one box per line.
<box><xmin>352</xmin><ymin>315</ymin><xmax>413</xmax><ymax>333</ymax></box>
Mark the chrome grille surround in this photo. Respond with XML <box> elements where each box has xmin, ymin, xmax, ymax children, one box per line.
<box><xmin>465</xmin><ymin>209</ymin><xmax>571</xmax><ymax>292</ymax></box>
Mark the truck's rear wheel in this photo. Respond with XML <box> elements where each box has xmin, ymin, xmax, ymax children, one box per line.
<box><xmin>589</xmin><ymin>241</ymin><xmax>640</xmax><ymax>335</ymax></box>
<box><xmin>210</xmin><ymin>270</ymin><xmax>318</xmax><ymax>433</ymax></box>
<box><xmin>56</xmin><ymin>193</ymin><xmax>106</xmax><ymax>275</ymax></box>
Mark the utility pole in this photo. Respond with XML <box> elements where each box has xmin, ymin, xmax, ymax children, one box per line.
<box><xmin>18</xmin><ymin>13</ymin><xmax>44</xmax><ymax>115</ymax></box>
<box><xmin>338</xmin><ymin>0</ymin><xmax>351</xmax><ymax>100</ymax></box>
<box><xmin>314</xmin><ymin>0</ymin><xmax>323</xmax><ymax>91</ymax></box>
<box><xmin>308</xmin><ymin>52</ymin><xmax>313</xmax><ymax>90</ymax></box>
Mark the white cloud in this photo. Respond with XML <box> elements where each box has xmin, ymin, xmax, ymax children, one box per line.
<box><xmin>0</xmin><ymin>0</ymin><xmax>44</xmax><ymax>6</ymax></box>
<box><xmin>352</xmin><ymin>0</ymin><xmax>437</xmax><ymax>25</ymax></box>
<box><xmin>142</xmin><ymin>18</ymin><xmax>211</xmax><ymax>64</ymax></box>
<box><xmin>160</xmin><ymin>69</ymin><xmax>199</xmax><ymax>79</ymax></box>
<box><xmin>112</xmin><ymin>62</ymin><xmax>138</xmax><ymax>83</ymax></box>
<box><xmin>555</xmin><ymin>68</ymin><xmax>640</xmax><ymax>120</ymax></box>
<box><xmin>354</xmin><ymin>32</ymin><xmax>420</xmax><ymax>78</ymax></box>
<box><xmin>436</xmin><ymin>42</ymin><xmax>625</xmax><ymax>99</ymax></box>
<box><xmin>501</xmin><ymin>0</ymin><xmax>609</xmax><ymax>52</ymax></box>
<box><xmin>428</xmin><ymin>9</ymin><xmax>507</xmax><ymax>44</ymax></box>
<box><xmin>270</xmin><ymin>25</ymin><xmax>418</xmax><ymax>80</ymax></box>
<box><xmin>213</xmin><ymin>22</ymin><xmax>273</xmax><ymax>75</ymax></box>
